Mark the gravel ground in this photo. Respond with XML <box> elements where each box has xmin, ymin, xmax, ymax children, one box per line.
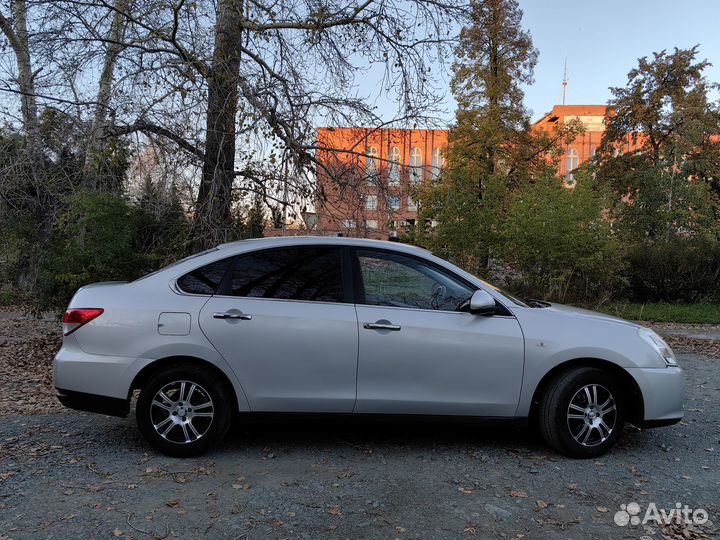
<box><xmin>0</xmin><ymin>310</ymin><xmax>718</xmax><ymax>540</ymax></box>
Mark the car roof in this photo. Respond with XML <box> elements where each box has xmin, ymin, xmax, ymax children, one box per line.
<box><xmin>217</xmin><ymin>235</ymin><xmax>432</xmax><ymax>255</ymax></box>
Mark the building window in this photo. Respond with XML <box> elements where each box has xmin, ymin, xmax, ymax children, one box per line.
<box><xmin>365</xmin><ymin>194</ymin><xmax>377</xmax><ymax>210</ymax></box>
<box><xmin>388</xmin><ymin>196</ymin><xmax>400</xmax><ymax>210</ymax></box>
<box><xmin>366</xmin><ymin>146</ymin><xmax>378</xmax><ymax>171</ymax></box>
<box><xmin>343</xmin><ymin>219</ymin><xmax>356</xmax><ymax>229</ymax></box>
<box><xmin>431</xmin><ymin>147</ymin><xmax>444</xmax><ymax>180</ymax></box>
<box><xmin>388</xmin><ymin>146</ymin><xmax>401</xmax><ymax>186</ymax></box>
<box><xmin>409</xmin><ymin>147</ymin><xmax>422</xmax><ymax>183</ymax></box>
<box><xmin>407</xmin><ymin>196</ymin><xmax>418</xmax><ymax>212</ymax></box>
<box><xmin>365</xmin><ymin>219</ymin><xmax>378</xmax><ymax>230</ymax></box>
<box><xmin>565</xmin><ymin>148</ymin><xmax>579</xmax><ymax>183</ymax></box>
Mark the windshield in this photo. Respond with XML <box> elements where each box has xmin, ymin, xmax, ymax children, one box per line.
<box><xmin>480</xmin><ymin>280</ymin><xmax>529</xmax><ymax>307</ymax></box>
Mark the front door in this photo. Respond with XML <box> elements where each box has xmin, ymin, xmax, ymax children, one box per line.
<box><xmin>199</xmin><ymin>246</ymin><xmax>358</xmax><ymax>413</ymax></box>
<box><xmin>353</xmin><ymin>249</ymin><xmax>525</xmax><ymax>416</ymax></box>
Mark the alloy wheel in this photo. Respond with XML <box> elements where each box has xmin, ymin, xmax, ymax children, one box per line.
<box><xmin>149</xmin><ymin>380</ymin><xmax>214</xmax><ymax>444</ymax></box>
<box><xmin>566</xmin><ymin>384</ymin><xmax>617</xmax><ymax>447</ymax></box>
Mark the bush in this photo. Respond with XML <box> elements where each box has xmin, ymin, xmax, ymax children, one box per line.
<box><xmin>626</xmin><ymin>238</ymin><xmax>720</xmax><ymax>303</ymax></box>
<box><xmin>499</xmin><ymin>174</ymin><xmax>626</xmax><ymax>304</ymax></box>
<box><xmin>35</xmin><ymin>192</ymin><xmax>153</xmax><ymax>311</ymax></box>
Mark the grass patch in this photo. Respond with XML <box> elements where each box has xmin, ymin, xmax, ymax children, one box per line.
<box><xmin>597</xmin><ymin>303</ymin><xmax>720</xmax><ymax>324</ymax></box>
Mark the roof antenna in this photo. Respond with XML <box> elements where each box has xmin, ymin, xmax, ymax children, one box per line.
<box><xmin>562</xmin><ymin>57</ymin><xmax>568</xmax><ymax>105</ymax></box>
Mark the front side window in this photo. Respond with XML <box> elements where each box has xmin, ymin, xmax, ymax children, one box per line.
<box><xmin>365</xmin><ymin>194</ymin><xmax>377</xmax><ymax>210</ymax></box>
<box><xmin>357</xmin><ymin>250</ymin><xmax>473</xmax><ymax>311</ymax></box>
<box><xmin>177</xmin><ymin>258</ymin><xmax>231</xmax><ymax>294</ymax></box>
<box><xmin>388</xmin><ymin>196</ymin><xmax>401</xmax><ymax>210</ymax></box>
<box><xmin>230</xmin><ymin>247</ymin><xmax>344</xmax><ymax>302</ymax></box>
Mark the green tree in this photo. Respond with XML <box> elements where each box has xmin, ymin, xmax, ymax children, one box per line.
<box><xmin>597</xmin><ymin>46</ymin><xmax>720</xmax><ymax>240</ymax></box>
<box><xmin>500</xmin><ymin>171</ymin><xmax>625</xmax><ymax>304</ymax></box>
<box><xmin>418</xmin><ymin>0</ymin><xmax>539</xmax><ymax>275</ymax></box>
<box><xmin>36</xmin><ymin>192</ymin><xmax>151</xmax><ymax>311</ymax></box>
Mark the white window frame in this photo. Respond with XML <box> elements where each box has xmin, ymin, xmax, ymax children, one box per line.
<box><xmin>409</xmin><ymin>147</ymin><xmax>422</xmax><ymax>183</ymax></box>
<box><xmin>431</xmin><ymin>147</ymin><xmax>444</xmax><ymax>180</ymax></box>
<box><xmin>388</xmin><ymin>146</ymin><xmax>401</xmax><ymax>186</ymax></box>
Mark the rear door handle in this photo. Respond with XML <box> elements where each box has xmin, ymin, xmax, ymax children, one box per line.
<box><xmin>363</xmin><ymin>322</ymin><xmax>401</xmax><ymax>331</ymax></box>
<box><xmin>213</xmin><ymin>312</ymin><xmax>252</xmax><ymax>320</ymax></box>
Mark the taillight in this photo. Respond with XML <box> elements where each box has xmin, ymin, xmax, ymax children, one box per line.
<box><xmin>63</xmin><ymin>308</ymin><xmax>104</xmax><ymax>336</ymax></box>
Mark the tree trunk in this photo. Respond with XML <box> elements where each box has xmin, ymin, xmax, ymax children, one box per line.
<box><xmin>194</xmin><ymin>0</ymin><xmax>243</xmax><ymax>250</ymax></box>
<box><xmin>0</xmin><ymin>1</ymin><xmax>45</xmax><ymax>185</ymax></box>
<box><xmin>83</xmin><ymin>0</ymin><xmax>128</xmax><ymax>191</ymax></box>
<box><xmin>0</xmin><ymin>0</ymin><xmax>47</xmax><ymax>289</ymax></box>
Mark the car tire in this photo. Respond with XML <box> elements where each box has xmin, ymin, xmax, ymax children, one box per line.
<box><xmin>136</xmin><ymin>365</ymin><xmax>233</xmax><ymax>457</ymax></box>
<box><xmin>538</xmin><ymin>367</ymin><xmax>625</xmax><ymax>458</ymax></box>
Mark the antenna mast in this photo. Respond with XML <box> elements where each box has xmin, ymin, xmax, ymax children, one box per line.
<box><xmin>562</xmin><ymin>58</ymin><xmax>568</xmax><ymax>105</ymax></box>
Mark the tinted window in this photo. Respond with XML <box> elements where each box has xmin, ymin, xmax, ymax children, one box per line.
<box><xmin>230</xmin><ymin>247</ymin><xmax>344</xmax><ymax>302</ymax></box>
<box><xmin>358</xmin><ymin>250</ymin><xmax>473</xmax><ymax>311</ymax></box>
<box><xmin>177</xmin><ymin>258</ymin><xmax>231</xmax><ymax>295</ymax></box>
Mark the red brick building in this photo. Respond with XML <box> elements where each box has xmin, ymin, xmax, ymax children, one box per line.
<box><xmin>533</xmin><ymin>104</ymin><xmax>642</xmax><ymax>183</ymax></box>
<box><xmin>313</xmin><ymin>105</ymin><xmax>637</xmax><ymax>238</ymax></box>
<box><xmin>315</xmin><ymin>127</ymin><xmax>448</xmax><ymax>238</ymax></box>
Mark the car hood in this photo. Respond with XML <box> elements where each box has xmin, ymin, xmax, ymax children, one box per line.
<box><xmin>537</xmin><ymin>302</ymin><xmax>642</xmax><ymax>329</ymax></box>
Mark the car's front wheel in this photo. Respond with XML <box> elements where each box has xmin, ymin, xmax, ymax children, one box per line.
<box><xmin>136</xmin><ymin>365</ymin><xmax>233</xmax><ymax>457</ymax></box>
<box><xmin>538</xmin><ymin>367</ymin><xmax>625</xmax><ymax>458</ymax></box>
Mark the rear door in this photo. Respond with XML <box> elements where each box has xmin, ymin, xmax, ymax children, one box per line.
<box><xmin>199</xmin><ymin>246</ymin><xmax>358</xmax><ymax>412</ymax></box>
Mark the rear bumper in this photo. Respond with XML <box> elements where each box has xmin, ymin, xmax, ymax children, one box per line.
<box><xmin>55</xmin><ymin>388</ymin><xmax>129</xmax><ymax>417</ymax></box>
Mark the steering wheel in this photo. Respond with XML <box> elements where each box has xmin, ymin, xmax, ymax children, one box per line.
<box><xmin>430</xmin><ymin>282</ymin><xmax>447</xmax><ymax>310</ymax></box>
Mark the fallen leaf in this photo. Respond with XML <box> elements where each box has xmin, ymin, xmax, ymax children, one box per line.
<box><xmin>510</xmin><ymin>490</ymin><xmax>528</xmax><ymax>498</ymax></box>
<box><xmin>166</xmin><ymin>500</ymin><xmax>180</xmax><ymax>508</ymax></box>
<box><xmin>328</xmin><ymin>506</ymin><xmax>342</xmax><ymax>516</ymax></box>
<box><xmin>536</xmin><ymin>500</ymin><xmax>548</xmax><ymax>509</ymax></box>
<box><xmin>596</xmin><ymin>506</ymin><xmax>608</xmax><ymax>513</ymax></box>
<box><xmin>113</xmin><ymin>529</ymin><xmax>123</xmax><ymax>537</ymax></box>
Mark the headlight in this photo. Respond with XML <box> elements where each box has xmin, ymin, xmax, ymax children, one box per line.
<box><xmin>638</xmin><ymin>328</ymin><xmax>677</xmax><ymax>366</ymax></box>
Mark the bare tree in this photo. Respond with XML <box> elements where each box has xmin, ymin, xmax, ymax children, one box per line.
<box><xmin>1</xmin><ymin>0</ymin><xmax>466</xmax><ymax>251</ymax></box>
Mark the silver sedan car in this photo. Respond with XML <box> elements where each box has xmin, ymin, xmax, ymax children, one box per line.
<box><xmin>53</xmin><ymin>237</ymin><xmax>684</xmax><ymax>458</ymax></box>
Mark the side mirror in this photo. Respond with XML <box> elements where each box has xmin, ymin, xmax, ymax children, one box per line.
<box><xmin>469</xmin><ymin>289</ymin><xmax>495</xmax><ymax>316</ymax></box>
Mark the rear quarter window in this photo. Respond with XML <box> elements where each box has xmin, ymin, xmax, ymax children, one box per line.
<box><xmin>176</xmin><ymin>258</ymin><xmax>231</xmax><ymax>295</ymax></box>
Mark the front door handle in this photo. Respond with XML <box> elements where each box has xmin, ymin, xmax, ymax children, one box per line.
<box><xmin>213</xmin><ymin>312</ymin><xmax>252</xmax><ymax>320</ymax></box>
<box><xmin>363</xmin><ymin>322</ymin><xmax>401</xmax><ymax>331</ymax></box>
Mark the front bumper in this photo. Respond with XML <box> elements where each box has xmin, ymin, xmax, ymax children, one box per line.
<box><xmin>626</xmin><ymin>365</ymin><xmax>685</xmax><ymax>427</ymax></box>
<box><xmin>55</xmin><ymin>388</ymin><xmax>129</xmax><ymax>417</ymax></box>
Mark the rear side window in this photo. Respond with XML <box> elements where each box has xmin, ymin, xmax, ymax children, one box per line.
<box><xmin>176</xmin><ymin>258</ymin><xmax>231</xmax><ymax>295</ymax></box>
<box><xmin>230</xmin><ymin>247</ymin><xmax>344</xmax><ymax>302</ymax></box>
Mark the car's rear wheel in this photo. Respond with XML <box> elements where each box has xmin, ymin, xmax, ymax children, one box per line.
<box><xmin>136</xmin><ymin>365</ymin><xmax>233</xmax><ymax>457</ymax></box>
<box><xmin>538</xmin><ymin>367</ymin><xmax>625</xmax><ymax>458</ymax></box>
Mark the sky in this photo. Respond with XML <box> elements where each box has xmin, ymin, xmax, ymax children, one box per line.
<box><xmin>359</xmin><ymin>0</ymin><xmax>720</xmax><ymax>125</ymax></box>
<box><xmin>521</xmin><ymin>0</ymin><xmax>720</xmax><ymax>121</ymax></box>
